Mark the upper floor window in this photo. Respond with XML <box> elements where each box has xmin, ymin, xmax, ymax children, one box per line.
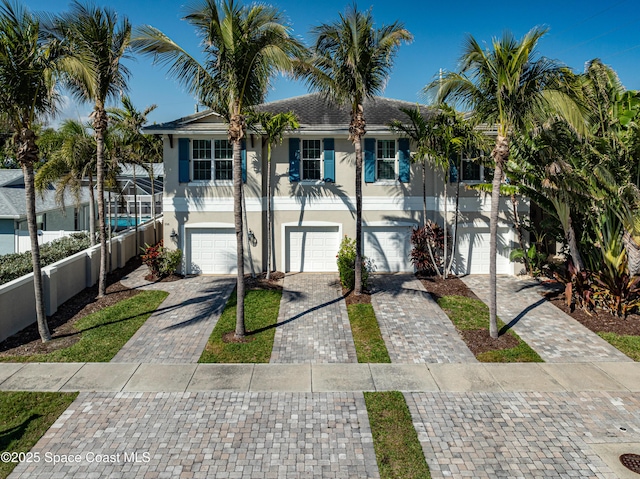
<box><xmin>213</xmin><ymin>139</ymin><xmax>233</xmax><ymax>180</ymax></box>
<box><xmin>377</xmin><ymin>140</ymin><xmax>396</xmax><ymax>180</ymax></box>
<box><xmin>302</xmin><ymin>139</ymin><xmax>321</xmax><ymax>180</ymax></box>
<box><xmin>460</xmin><ymin>156</ymin><xmax>493</xmax><ymax>183</ymax></box>
<box><xmin>192</xmin><ymin>139</ymin><xmax>233</xmax><ymax>181</ymax></box>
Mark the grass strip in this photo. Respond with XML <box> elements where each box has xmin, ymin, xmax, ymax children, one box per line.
<box><xmin>598</xmin><ymin>332</ymin><xmax>640</xmax><ymax>361</ymax></box>
<box><xmin>0</xmin><ymin>290</ymin><xmax>168</xmax><ymax>363</ymax></box>
<box><xmin>0</xmin><ymin>391</ymin><xmax>78</xmax><ymax>479</ymax></box>
<box><xmin>347</xmin><ymin>303</ymin><xmax>391</xmax><ymax>363</ymax></box>
<box><xmin>365</xmin><ymin>391</ymin><xmax>431</xmax><ymax>479</ymax></box>
<box><xmin>438</xmin><ymin>295</ymin><xmax>543</xmax><ymax>363</ymax></box>
<box><xmin>199</xmin><ymin>288</ymin><xmax>281</xmax><ymax>363</ymax></box>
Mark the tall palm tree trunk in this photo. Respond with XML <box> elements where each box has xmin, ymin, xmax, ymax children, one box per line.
<box><xmin>266</xmin><ymin>143</ymin><xmax>273</xmax><ymax>280</ymax></box>
<box><xmin>565</xmin><ymin>216</ymin><xmax>585</xmax><ymax>272</ymax></box>
<box><xmin>20</xmin><ymin>148</ymin><xmax>51</xmax><ymax>342</ymax></box>
<box><xmin>231</xmin><ymin>116</ymin><xmax>246</xmax><ymax>339</ymax></box>
<box><xmin>88</xmin><ymin>174</ymin><xmax>96</xmax><ymax>246</ymax></box>
<box><xmin>24</xmin><ymin>167</ymin><xmax>50</xmax><ymax>341</ymax></box>
<box><xmin>95</xmin><ymin>109</ymin><xmax>108</xmax><ymax>298</ymax></box>
<box><xmin>422</xmin><ymin>162</ymin><xmax>427</xmax><ymax>226</ymax></box>
<box><xmin>489</xmin><ymin>134</ymin><xmax>508</xmax><ymax>339</ymax></box>
<box><xmin>354</xmin><ymin>135</ymin><xmax>363</xmax><ymax>295</ymax></box>
<box><xmin>511</xmin><ymin>194</ymin><xmax>531</xmax><ymax>275</ymax></box>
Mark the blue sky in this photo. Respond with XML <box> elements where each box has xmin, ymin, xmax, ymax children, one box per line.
<box><xmin>24</xmin><ymin>0</ymin><xmax>640</xmax><ymax>126</ymax></box>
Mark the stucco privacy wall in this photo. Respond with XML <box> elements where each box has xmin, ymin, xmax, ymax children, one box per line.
<box><xmin>0</xmin><ymin>219</ymin><xmax>163</xmax><ymax>343</ymax></box>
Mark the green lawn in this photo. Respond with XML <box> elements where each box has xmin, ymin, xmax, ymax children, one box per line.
<box><xmin>437</xmin><ymin>295</ymin><xmax>543</xmax><ymax>363</ymax></box>
<box><xmin>365</xmin><ymin>391</ymin><xmax>431</xmax><ymax>479</ymax></box>
<box><xmin>0</xmin><ymin>391</ymin><xmax>78</xmax><ymax>479</ymax></box>
<box><xmin>0</xmin><ymin>290</ymin><xmax>168</xmax><ymax>363</ymax></box>
<box><xmin>347</xmin><ymin>303</ymin><xmax>391</xmax><ymax>363</ymax></box>
<box><xmin>598</xmin><ymin>332</ymin><xmax>640</xmax><ymax>361</ymax></box>
<box><xmin>199</xmin><ymin>288</ymin><xmax>281</xmax><ymax>363</ymax></box>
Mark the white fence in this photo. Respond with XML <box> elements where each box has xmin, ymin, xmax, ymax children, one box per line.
<box><xmin>0</xmin><ymin>218</ymin><xmax>163</xmax><ymax>343</ymax></box>
<box><xmin>15</xmin><ymin>230</ymin><xmax>82</xmax><ymax>254</ymax></box>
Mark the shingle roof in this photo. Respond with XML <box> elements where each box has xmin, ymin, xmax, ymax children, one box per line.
<box><xmin>0</xmin><ymin>170</ymin><xmax>24</xmax><ymax>187</ymax></box>
<box><xmin>143</xmin><ymin>93</ymin><xmax>434</xmax><ymax>135</ymax></box>
<box><xmin>256</xmin><ymin>94</ymin><xmax>433</xmax><ymax>132</ymax></box>
<box><xmin>0</xmin><ymin>169</ymin><xmax>92</xmax><ymax>219</ymax></box>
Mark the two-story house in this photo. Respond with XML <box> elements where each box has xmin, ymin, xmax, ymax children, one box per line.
<box><xmin>145</xmin><ymin>93</ymin><xmax>526</xmax><ymax>276</ymax></box>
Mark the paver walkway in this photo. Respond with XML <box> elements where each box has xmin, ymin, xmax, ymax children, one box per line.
<box><xmin>112</xmin><ymin>266</ymin><xmax>235</xmax><ymax>363</ymax></box>
<box><xmin>270</xmin><ymin>274</ymin><xmax>357</xmax><ymax>363</ymax></box>
<box><xmin>462</xmin><ymin>275</ymin><xmax>632</xmax><ymax>363</ymax></box>
<box><xmin>370</xmin><ymin>274</ymin><xmax>477</xmax><ymax>363</ymax></box>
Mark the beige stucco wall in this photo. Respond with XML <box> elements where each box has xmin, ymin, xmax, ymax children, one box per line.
<box><xmin>162</xmin><ymin>132</ymin><xmax>528</xmax><ymax>275</ymax></box>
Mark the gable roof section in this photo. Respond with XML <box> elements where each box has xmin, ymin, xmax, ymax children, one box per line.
<box><xmin>0</xmin><ymin>170</ymin><xmax>24</xmax><ymax>187</ymax></box>
<box><xmin>144</xmin><ymin>93</ymin><xmax>434</xmax><ymax>135</ymax></box>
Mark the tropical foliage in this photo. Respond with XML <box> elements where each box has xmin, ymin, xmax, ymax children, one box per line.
<box><xmin>133</xmin><ymin>0</ymin><xmax>305</xmax><ymax>339</ymax></box>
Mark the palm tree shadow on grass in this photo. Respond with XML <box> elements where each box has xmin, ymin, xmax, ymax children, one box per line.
<box><xmin>0</xmin><ymin>414</ymin><xmax>41</xmax><ymax>451</ymax></box>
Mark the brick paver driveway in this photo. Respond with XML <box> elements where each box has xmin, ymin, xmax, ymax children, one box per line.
<box><xmin>270</xmin><ymin>274</ymin><xmax>357</xmax><ymax>363</ymax></box>
<box><xmin>113</xmin><ymin>266</ymin><xmax>235</xmax><ymax>363</ymax></box>
<box><xmin>370</xmin><ymin>274</ymin><xmax>477</xmax><ymax>363</ymax></box>
<box><xmin>462</xmin><ymin>275</ymin><xmax>633</xmax><ymax>362</ymax></box>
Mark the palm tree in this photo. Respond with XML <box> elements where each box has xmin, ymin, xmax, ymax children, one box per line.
<box><xmin>306</xmin><ymin>5</ymin><xmax>412</xmax><ymax>294</ymax></box>
<box><xmin>250</xmin><ymin>111</ymin><xmax>299</xmax><ymax>280</ymax></box>
<box><xmin>388</xmin><ymin>105</ymin><xmax>432</xmax><ymax>226</ymax></box>
<box><xmin>0</xmin><ymin>0</ymin><xmax>59</xmax><ymax>342</ymax></box>
<box><xmin>427</xmin><ymin>27</ymin><xmax>583</xmax><ymax>338</ymax></box>
<box><xmin>46</xmin><ymin>1</ymin><xmax>133</xmax><ymax>298</ymax></box>
<box><xmin>35</xmin><ymin>119</ymin><xmax>97</xmax><ymax>245</ymax></box>
<box><xmin>133</xmin><ymin>0</ymin><xmax>305</xmax><ymax>339</ymax></box>
<box><xmin>109</xmin><ymin>95</ymin><xmax>160</xmax><ymax>244</ymax></box>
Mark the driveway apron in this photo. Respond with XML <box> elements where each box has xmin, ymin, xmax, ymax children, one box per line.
<box><xmin>270</xmin><ymin>274</ymin><xmax>357</xmax><ymax>363</ymax></box>
<box><xmin>370</xmin><ymin>274</ymin><xmax>477</xmax><ymax>363</ymax></box>
<box><xmin>112</xmin><ymin>266</ymin><xmax>235</xmax><ymax>363</ymax></box>
<box><xmin>8</xmin><ymin>391</ymin><xmax>380</xmax><ymax>479</ymax></box>
<box><xmin>462</xmin><ymin>275</ymin><xmax>632</xmax><ymax>362</ymax></box>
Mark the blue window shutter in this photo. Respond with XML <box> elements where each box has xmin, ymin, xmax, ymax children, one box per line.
<box><xmin>364</xmin><ymin>138</ymin><xmax>376</xmax><ymax>183</ymax></box>
<box><xmin>241</xmin><ymin>139</ymin><xmax>247</xmax><ymax>183</ymax></box>
<box><xmin>323</xmin><ymin>138</ymin><xmax>335</xmax><ymax>182</ymax></box>
<box><xmin>178</xmin><ymin>138</ymin><xmax>190</xmax><ymax>183</ymax></box>
<box><xmin>398</xmin><ymin>138</ymin><xmax>410</xmax><ymax>183</ymax></box>
<box><xmin>289</xmin><ymin>138</ymin><xmax>300</xmax><ymax>182</ymax></box>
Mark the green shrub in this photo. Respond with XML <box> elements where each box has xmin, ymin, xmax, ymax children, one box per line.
<box><xmin>160</xmin><ymin>248</ymin><xmax>182</xmax><ymax>276</ymax></box>
<box><xmin>141</xmin><ymin>241</ymin><xmax>182</xmax><ymax>279</ymax></box>
<box><xmin>0</xmin><ymin>232</ymin><xmax>91</xmax><ymax>285</ymax></box>
<box><xmin>337</xmin><ymin>235</ymin><xmax>372</xmax><ymax>290</ymax></box>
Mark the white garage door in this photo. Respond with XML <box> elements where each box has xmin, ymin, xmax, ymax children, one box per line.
<box><xmin>187</xmin><ymin>228</ymin><xmax>237</xmax><ymax>274</ymax></box>
<box><xmin>454</xmin><ymin>225</ymin><xmax>512</xmax><ymax>275</ymax></box>
<box><xmin>364</xmin><ymin>226</ymin><xmax>414</xmax><ymax>272</ymax></box>
<box><xmin>286</xmin><ymin>226</ymin><xmax>339</xmax><ymax>272</ymax></box>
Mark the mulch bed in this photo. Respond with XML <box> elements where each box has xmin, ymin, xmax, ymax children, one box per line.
<box><xmin>418</xmin><ymin>274</ymin><xmax>519</xmax><ymax>355</ymax></box>
<box><xmin>542</xmin><ymin>288</ymin><xmax>640</xmax><ymax>336</ymax></box>
<box><xmin>0</xmin><ymin>258</ymin><xmax>144</xmax><ymax>358</ymax></box>
<box><xmin>342</xmin><ymin>287</ymin><xmax>372</xmax><ymax>306</ymax></box>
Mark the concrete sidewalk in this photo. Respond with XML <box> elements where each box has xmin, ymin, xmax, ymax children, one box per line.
<box><xmin>2</xmin><ymin>361</ymin><xmax>640</xmax><ymax>393</ymax></box>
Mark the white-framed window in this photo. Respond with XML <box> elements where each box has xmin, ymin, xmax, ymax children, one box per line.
<box><xmin>377</xmin><ymin>139</ymin><xmax>396</xmax><ymax>180</ymax></box>
<box><xmin>193</xmin><ymin>139</ymin><xmax>212</xmax><ymax>181</ymax></box>
<box><xmin>213</xmin><ymin>139</ymin><xmax>233</xmax><ymax>180</ymax></box>
<box><xmin>302</xmin><ymin>139</ymin><xmax>322</xmax><ymax>180</ymax></box>
<box><xmin>192</xmin><ymin>139</ymin><xmax>233</xmax><ymax>181</ymax></box>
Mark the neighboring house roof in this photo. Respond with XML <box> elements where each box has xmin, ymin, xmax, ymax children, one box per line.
<box><xmin>0</xmin><ymin>170</ymin><xmax>24</xmax><ymax>187</ymax></box>
<box><xmin>143</xmin><ymin>93</ymin><xmax>434</xmax><ymax>135</ymax></box>
<box><xmin>118</xmin><ymin>163</ymin><xmax>164</xmax><ymax>179</ymax></box>
<box><xmin>0</xmin><ymin>169</ymin><xmax>92</xmax><ymax>219</ymax></box>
